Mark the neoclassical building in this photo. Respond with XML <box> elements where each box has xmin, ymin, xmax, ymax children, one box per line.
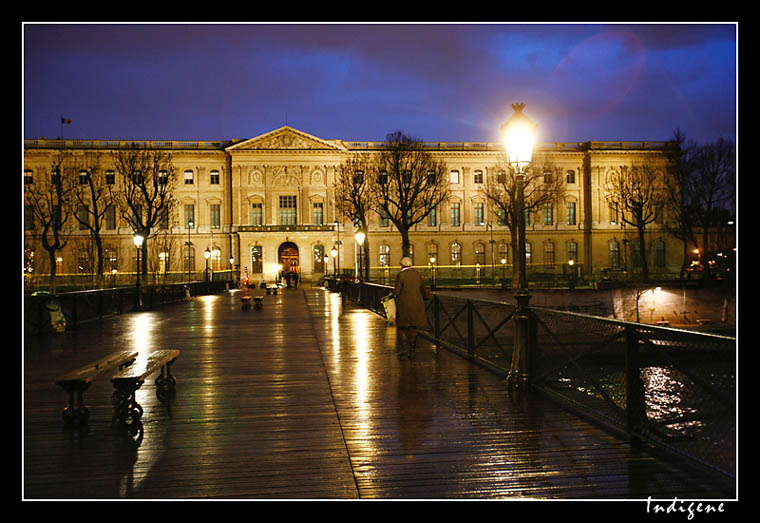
<box><xmin>23</xmin><ymin>126</ymin><xmax>683</xmax><ymax>286</ymax></box>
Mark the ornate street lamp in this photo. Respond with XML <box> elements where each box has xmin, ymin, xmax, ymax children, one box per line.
<box><xmin>355</xmin><ymin>230</ymin><xmax>366</xmax><ymax>281</ymax></box>
<box><xmin>501</xmin><ymin>103</ymin><xmax>536</xmax><ymax>388</ymax></box>
<box><xmin>133</xmin><ymin>233</ymin><xmax>144</xmax><ymax>310</ymax></box>
<box><xmin>204</xmin><ymin>247</ymin><xmax>211</xmax><ymax>283</ymax></box>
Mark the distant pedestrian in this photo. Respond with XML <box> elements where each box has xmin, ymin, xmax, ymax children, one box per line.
<box><xmin>291</xmin><ymin>271</ymin><xmax>299</xmax><ymax>288</ymax></box>
<box><xmin>393</xmin><ymin>257</ymin><xmax>430</xmax><ymax>359</ymax></box>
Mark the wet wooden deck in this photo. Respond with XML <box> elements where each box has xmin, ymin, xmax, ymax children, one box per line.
<box><xmin>23</xmin><ymin>287</ymin><xmax>734</xmax><ymax>500</ymax></box>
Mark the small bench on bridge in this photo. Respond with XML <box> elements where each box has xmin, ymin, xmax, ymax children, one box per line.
<box><xmin>241</xmin><ymin>295</ymin><xmax>264</xmax><ymax>310</ymax></box>
<box><xmin>55</xmin><ymin>350</ymin><xmax>139</xmax><ymax>425</ymax></box>
<box><xmin>111</xmin><ymin>349</ymin><xmax>179</xmax><ymax>426</ymax></box>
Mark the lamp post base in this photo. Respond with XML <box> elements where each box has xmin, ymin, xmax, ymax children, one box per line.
<box><xmin>507</xmin><ymin>289</ymin><xmax>531</xmax><ymax>389</ymax></box>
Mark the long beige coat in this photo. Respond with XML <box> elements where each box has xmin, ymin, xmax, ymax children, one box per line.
<box><xmin>393</xmin><ymin>267</ymin><xmax>427</xmax><ymax>328</ymax></box>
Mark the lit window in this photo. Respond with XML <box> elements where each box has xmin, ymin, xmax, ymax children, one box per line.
<box><xmin>184</xmin><ymin>170</ymin><xmax>194</xmax><ymax>185</ymax></box>
<box><xmin>251</xmin><ymin>203</ymin><xmax>263</xmax><ymax>226</ymax></box>
<box><xmin>450</xmin><ymin>202</ymin><xmax>460</xmax><ymax>227</ymax></box>
<box><xmin>279</xmin><ymin>195</ymin><xmax>297</xmax><ymax>225</ymax></box>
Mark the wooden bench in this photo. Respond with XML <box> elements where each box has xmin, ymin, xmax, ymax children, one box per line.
<box><xmin>241</xmin><ymin>295</ymin><xmax>263</xmax><ymax>310</ymax></box>
<box><xmin>55</xmin><ymin>350</ymin><xmax>139</xmax><ymax>425</ymax></box>
<box><xmin>111</xmin><ymin>349</ymin><xmax>179</xmax><ymax>426</ymax></box>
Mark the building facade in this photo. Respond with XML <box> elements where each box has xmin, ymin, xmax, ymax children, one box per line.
<box><xmin>23</xmin><ymin>126</ymin><xmax>683</xmax><ymax>286</ymax></box>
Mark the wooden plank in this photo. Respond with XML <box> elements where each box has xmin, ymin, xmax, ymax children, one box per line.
<box><xmin>111</xmin><ymin>349</ymin><xmax>179</xmax><ymax>382</ymax></box>
<box><xmin>54</xmin><ymin>350</ymin><xmax>138</xmax><ymax>387</ymax></box>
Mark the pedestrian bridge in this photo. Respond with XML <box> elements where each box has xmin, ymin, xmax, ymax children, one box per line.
<box><xmin>23</xmin><ymin>287</ymin><xmax>735</xmax><ymax>500</ymax></box>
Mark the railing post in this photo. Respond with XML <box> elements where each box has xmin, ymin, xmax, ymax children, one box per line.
<box><xmin>433</xmin><ymin>295</ymin><xmax>440</xmax><ymax>346</ymax></box>
<box><xmin>625</xmin><ymin>326</ymin><xmax>646</xmax><ymax>447</ymax></box>
<box><xmin>466</xmin><ymin>300</ymin><xmax>475</xmax><ymax>356</ymax></box>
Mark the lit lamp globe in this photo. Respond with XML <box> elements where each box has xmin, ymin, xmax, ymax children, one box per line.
<box><xmin>133</xmin><ymin>233</ymin><xmax>144</xmax><ymax>248</ymax></box>
<box><xmin>355</xmin><ymin>231</ymin><xmax>366</xmax><ymax>246</ymax></box>
<box><xmin>501</xmin><ymin>103</ymin><xmax>537</xmax><ymax>174</ymax></box>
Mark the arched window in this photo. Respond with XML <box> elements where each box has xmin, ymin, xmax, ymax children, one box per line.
<box><xmin>450</xmin><ymin>242</ymin><xmax>462</xmax><ymax>266</ymax></box>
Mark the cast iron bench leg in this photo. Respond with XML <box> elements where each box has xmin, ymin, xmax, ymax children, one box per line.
<box><xmin>62</xmin><ymin>383</ymin><xmax>91</xmax><ymax>425</ymax></box>
<box><xmin>112</xmin><ymin>380</ymin><xmax>144</xmax><ymax>426</ymax></box>
<box><xmin>155</xmin><ymin>360</ymin><xmax>177</xmax><ymax>401</ymax></box>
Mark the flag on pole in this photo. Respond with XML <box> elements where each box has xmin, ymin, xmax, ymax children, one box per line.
<box><xmin>61</xmin><ymin>117</ymin><xmax>72</xmax><ymax>124</ymax></box>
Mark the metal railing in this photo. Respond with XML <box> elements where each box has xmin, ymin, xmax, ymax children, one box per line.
<box><xmin>339</xmin><ymin>281</ymin><xmax>736</xmax><ymax>481</ymax></box>
<box><xmin>23</xmin><ymin>280</ymin><xmax>231</xmax><ymax>336</ymax></box>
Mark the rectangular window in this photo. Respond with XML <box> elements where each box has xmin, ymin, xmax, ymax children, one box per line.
<box><xmin>79</xmin><ymin>171</ymin><xmax>89</xmax><ymax>185</ymax></box>
<box><xmin>106</xmin><ymin>170</ymin><xmax>115</xmax><ymax>185</ymax></box>
<box><xmin>24</xmin><ymin>170</ymin><xmax>33</xmax><ymax>184</ymax></box>
<box><xmin>450</xmin><ymin>170</ymin><xmax>460</xmax><ymax>184</ymax></box>
<box><xmin>379</xmin><ymin>209</ymin><xmax>389</xmax><ymax>227</ymax></box>
<box><xmin>610</xmin><ymin>241</ymin><xmax>620</xmax><ymax>268</ymax></box>
<box><xmin>474</xmin><ymin>202</ymin><xmax>484</xmax><ymax>225</ymax></box>
<box><xmin>251</xmin><ymin>246</ymin><xmax>263</xmax><ymax>274</ymax></box>
<box><xmin>450</xmin><ymin>202</ymin><xmax>460</xmax><ymax>227</ymax></box>
<box><xmin>279</xmin><ymin>195</ymin><xmax>297</xmax><ymax>225</ymax></box>
<box><xmin>158</xmin><ymin>170</ymin><xmax>168</xmax><ymax>185</ymax></box>
<box><xmin>184</xmin><ymin>204</ymin><xmax>195</xmax><ymax>229</ymax></box>
<box><xmin>566</xmin><ymin>170</ymin><xmax>575</xmax><ymax>184</ymax></box>
<box><xmin>656</xmin><ymin>240</ymin><xmax>666</xmax><ymax>267</ymax></box>
<box><xmin>210</xmin><ymin>204</ymin><xmax>220</xmax><ymax>229</ymax></box>
<box><xmin>24</xmin><ymin>205</ymin><xmax>34</xmax><ymax>230</ymax></box>
<box><xmin>378</xmin><ymin>171</ymin><xmax>388</xmax><ymax>185</ymax></box>
<box><xmin>497</xmin><ymin>207</ymin><xmax>507</xmax><ymax>226</ymax></box>
<box><xmin>184</xmin><ymin>170</ymin><xmax>194</xmax><ymax>185</ymax></box>
<box><xmin>379</xmin><ymin>244</ymin><xmax>390</xmax><ymax>266</ymax></box>
<box><xmin>210</xmin><ymin>170</ymin><xmax>220</xmax><ymax>185</ymax></box>
<box><xmin>427</xmin><ymin>207</ymin><xmax>437</xmax><ymax>227</ymax></box>
<box><xmin>78</xmin><ymin>204</ymin><xmax>88</xmax><ymax>230</ymax></box>
<box><xmin>473</xmin><ymin>170</ymin><xmax>483</xmax><ymax>184</ymax></box>
<box><xmin>313</xmin><ymin>202</ymin><xmax>324</xmax><ymax>225</ymax></box>
<box><xmin>566</xmin><ymin>202</ymin><xmax>576</xmax><ymax>225</ymax></box>
<box><xmin>251</xmin><ymin>203</ymin><xmax>263</xmax><ymax>226</ymax></box>
<box><xmin>105</xmin><ymin>205</ymin><xmax>116</xmax><ymax>230</ymax></box>
<box><xmin>314</xmin><ymin>244</ymin><xmax>325</xmax><ymax>273</ymax></box>
<box><xmin>158</xmin><ymin>207</ymin><xmax>169</xmax><ymax>230</ymax></box>
<box><xmin>544</xmin><ymin>203</ymin><xmax>553</xmax><ymax>225</ymax></box>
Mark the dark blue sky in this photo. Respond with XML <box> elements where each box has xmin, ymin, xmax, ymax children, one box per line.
<box><xmin>23</xmin><ymin>23</ymin><xmax>736</xmax><ymax>146</ymax></box>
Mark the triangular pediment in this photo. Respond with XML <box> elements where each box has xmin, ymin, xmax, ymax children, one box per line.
<box><xmin>226</xmin><ymin>126</ymin><xmax>347</xmax><ymax>152</ymax></box>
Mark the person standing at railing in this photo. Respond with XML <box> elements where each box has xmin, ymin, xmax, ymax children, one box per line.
<box><xmin>393</xmin><ymin>257</ymin><xmax>431</xmax><ymax>359</ymax></box>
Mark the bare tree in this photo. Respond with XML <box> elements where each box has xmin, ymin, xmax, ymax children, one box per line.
<box><xmin>335</xmin><ymin>153</ymin><xmax>374</xmax><ymax>280</ymax></box>
<box><xmin>480</xmin><ymin>155</ymin><xmax>565</xmax><ymax>287</ymax></box>
<box><xmin>663</xmin><ymin>130</ymin><xmax>699</xmax><ymax>279</ymax></box>
<box><xmin>111</xmin><ymin>144</ymin><xmax>178</xmax><ymax>277</ymax></box>
<box><xmin>69</xmin><ymin>151</ymin><xmax>116</xmax><ymax>287</ymax></box>
<box><xmin>370</xmin><ymin>130</ymin><xmax>450</xmax><ymax>258</ymax></box>
<box><xmin>605</xmin><ymin>161</ymin><xmax>664</xmax><ymax>282</ymax></box>
<box><xmin>691</xmin><ymin>137</ymin><xmax>735</xmax><ymax>265</ymax></box>
<box><xmin>24</xmin><ymin>152</ymin><xmax>75</xmax><ymax>293</ymax></box>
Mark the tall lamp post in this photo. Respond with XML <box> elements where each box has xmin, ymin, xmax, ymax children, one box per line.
<box><xmin>334</xmin><ymin>220</ymin><xmax>342</xmax><ymax>278</ymax></box>
<box><xmin>133</xmin><ymin>233</ymin><xmax>144</xmax><ymax>310</ymax></box>
<box><xmin>501</xmin><ymin>103</ymin><xmax>536</xmax><ymax>388</ymax></box>
<box><xmin>354</xmin><ymin>230</ymin><xmax>366</xmax><ymax>281</ymax></box>
<box><xmin>186</xmin><ymin>220</ymin><xmax>193</xmax><ymax>281</ymax></box>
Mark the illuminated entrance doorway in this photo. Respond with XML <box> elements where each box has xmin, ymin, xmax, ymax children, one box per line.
<box><xmin>278</xmin><ymin>242</ymin><xmax>299</xmax><ymax>281</ymax></box>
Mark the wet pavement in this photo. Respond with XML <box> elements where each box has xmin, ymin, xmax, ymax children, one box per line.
<box><xmin>23</xmin><ymin>287</ymin><xmax>734</xmax><ymax>499</ymax></box>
